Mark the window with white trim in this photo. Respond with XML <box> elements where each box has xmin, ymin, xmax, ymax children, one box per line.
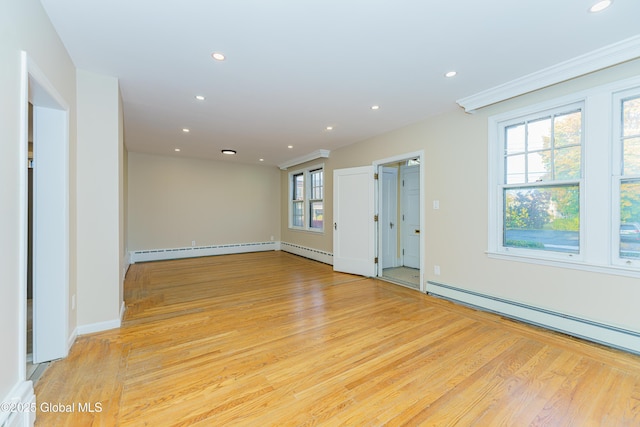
<box><xmin>501</xmin><ymin>104</ymin><xmax>583</xmax><ymax>254</ymax></box>
<box><xmin>615</xmin><ymin>91</ymin><xmax>640</xmax><ymax>262</ymax></box>
<box><xmin>289</xmin><ymin>165</ymin><xmax>324</xmax><ymax>232</ymax></box>
<box><xmin>489</xmin><ymin>76</ymin><xmax>640</xmax><ymax>275</ymax></box>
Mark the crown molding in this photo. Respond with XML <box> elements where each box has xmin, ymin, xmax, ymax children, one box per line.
<box><xmin>278</xmin><ymin>149</ymin><xmax>330</xmax><ymax>170</ymax></box>
<box><xmin>457</xmin><ymin>35</ymin><xmax>640</xmax><ymax>113</ymax></box>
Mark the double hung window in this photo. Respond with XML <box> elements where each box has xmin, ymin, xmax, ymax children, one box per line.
<box><xmin>292</xmin><ymin>173</ymin><xmax>304</xmax><ymax>227</ymax></box>
<box><xmin>289</xmin><ymin>165</ymin><xmax>324</xmax><ymax>232</ymax></box>
<box><xmin>501</xmin><ymin>104</ymin><xmax>583</xmax><ymax>254</ymax></box>
<box><xmin>309</xmin><ymin>168</ymin><xmax>324</xmax><ymax>229</ymax></box>
<box><xmin>489</xmin><ymin>76</ymin><xmax>640</xmax><ymax>275</ymax></box>
<box><xmin>615</xmin><ymin>92</ymin><xmax>640</xmax><ymax>261</ymax></box>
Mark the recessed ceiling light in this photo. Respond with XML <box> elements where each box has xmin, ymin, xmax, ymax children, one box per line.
<box><xmin>445</xmin><ymin>71</ymin><xmax>457</xmax><ymax>78</ymax></box>
<box><xmin>288</xmin><ymin>145</ymin><xmax>293</xmax><ymax>149</ymax></box>
<box><xmin>371</xmin><ymin>105</ymin><xmax>380</xmax><ymax>110</ymax></box>
<box><xmin>182</xmin><ymin>128</ymin><xmax>190</xmax><ymax>133</ymax></box>
<box><xmin>326</xmin><ymin>126</ymin><xmax>334</xmax><ymax>131</ymax></box>
<box><xmin>221</xmin><ymin>149</ymin><xmax>237</xmax><ymax>155</ymax></box>
<box><xmin>174</xmin><ymin>148</ymin><xmax>181</xmax><ymax>152</ymax></box>
<box><xmin>259</xmin><ymin>158</ymin><xmax>264</xmax><ymax>162</ymax></box>
<box><xmin>211</xmin><ymin>52</ymin><xmax>226</xmax><ymax>61</ymax></box>
<box><xmin>195</xmin><ymin>95</ymin><xmax>205</xmax><ymax>101</ymax></box>
<box><xmin>589</xmin><ymin>0</ymin><xmax>612</xmax><ymax>12</ymax></box>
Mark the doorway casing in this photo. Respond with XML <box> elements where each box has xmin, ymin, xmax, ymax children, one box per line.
<box><xmin>374</xmin><ymin>151</ymin><xmax>425</xmax><ymax>291</ymax></box>
<box><xmin>20</xmin><ymin>51</ymin><xmax>71</xmax><ymax>370</ymax></box>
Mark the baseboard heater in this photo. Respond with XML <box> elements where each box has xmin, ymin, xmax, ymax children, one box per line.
<box><xmin>280</xmin><ymin>242</ymin><xmax>333</xmax><ymax>265</ymax></box>
<box><xmin>427</xmin><ymin>281</ymin><xmax>640</xmax><ymax>355</ymax></box>
<box><xmin>130</xmin><ymin>241</ymin><xmax>278</xmax><ymax>263</ymax></box>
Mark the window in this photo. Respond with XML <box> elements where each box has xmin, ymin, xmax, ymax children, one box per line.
<box><xmin>289</xmin><ymin>165</ymin><xmax>324</xmax><ymax>232</ymax></box>
<box><xmin>309</xmin><ymin>168</ymin><xmax>324</xmax><ymax>230</ymax></box>
<box><xmin>501</xmin><ymin>105</ymin><xmax>583</xmax><ymax>254</ymax></box>
<box><xmin>489</xmin><ymin>76</ymin><xmax>640</xmax><ymax>276</ymax></box>
<box><xmin>292</xmin><ymin>173</ymin><xmax>304</xmax><ymax>227</ymax></box>
<box><xmin>616</xmin><ymin>92</ymin><xmax>640</xmax><ymax>261</ymax></box>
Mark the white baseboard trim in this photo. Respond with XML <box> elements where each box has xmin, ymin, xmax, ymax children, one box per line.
<box><xmin>130</xmin><ymin>241</ymin><xmax>278</xmax><ymax>263</ymax></box>
<box><xmin>73</xmin><ymin>302</ymin><xmax>125</xmax><ymax>337</ymax></box>
<box><xmin>427</xmin><ymin>281</ymin><xmax>640</xmax><ymax>355</ymax></box>
<box><xmin>0</xmin><ymin>381</ymin><xmax>35</xmax><ymax>427</ymax></box>
<box><xmin>76</xmin><ymin>316</ymin><xmax>121</xmax><ymax>336</ymax></box>
<box><xmin>280</xmin><ymin>242</ymin><xmax>333</xmax><ymax>265</ymax></box>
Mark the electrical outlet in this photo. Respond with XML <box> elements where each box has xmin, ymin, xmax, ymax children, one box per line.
<box><xmin>191</xmin><ymin>240</ymin><xmax>196</xmax><ymax>247</ymax></box>
<box><xmin>434</xmin><ymin>265</ymin><xmax>441</xmax><ymax>276</ymax></box>
<box><xmin>433</xmin><ymin>200</ymin><xmax>440</xmax><ymax>210</ymax></box>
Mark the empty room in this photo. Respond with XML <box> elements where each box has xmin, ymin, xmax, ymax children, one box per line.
<box><xmin>2</xmin><ymin>0</ymin><xmax>640</xmax><ymax>425</ymax></box>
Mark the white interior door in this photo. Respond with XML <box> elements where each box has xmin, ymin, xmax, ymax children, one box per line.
<box><xmin>401</xmin><ymin>165</ymin><xmax>420</xmax><ymax>269</ymax></box>
<box><xmin>32</xmin><ymin>105</ymin><xmax>69</xmax><ymax>363</ymax></box>
<box><xmin>380</xmin><ymin>166</ymin><xmax>398</xmax><ymax>269</ymax></box>
<box><xmin>333</xmin><ymin>166</ymin><xmax>375</xmax><ymax>277</ymax></box>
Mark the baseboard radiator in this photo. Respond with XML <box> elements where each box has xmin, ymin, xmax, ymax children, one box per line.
<box><xmin>130</xmin><ymin>241</ymin><xmax>279</xmax><ymax>263</ymax></box>
<box><xmin>427</xmin><ymin>281</ymin><xmax>640</xmax><ymax>355</ymax></box>
<box><xmin>280</xmin><ymin>242</ymin><xmax>333</xmax><ymax>265</ymax></box>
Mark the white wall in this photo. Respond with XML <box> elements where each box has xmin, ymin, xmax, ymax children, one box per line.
<box><xmin>128</xmin><ymin>152</ymin><xmax>281</xmax><ymax>251</ymax></box>
<box><xmin>0</xmin><ymin>0</ymin><xmax>77</xmax><ymax>421</ymax></box>
<box><xmin>76</xmin><ymin>69</ymin><xmax>124</xmax><ymax>331</ymax></box>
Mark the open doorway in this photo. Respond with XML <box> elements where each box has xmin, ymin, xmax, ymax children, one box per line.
<box><xmin>20</xmin><ymin>53</ymin><xmax>70</xmax><ymax>383</ymax></box>
<box><xmin>377</xmin><ymin>155</ymin><xmax>423</xmax><ymax>290</ymax></box>
<box><xmin>26</xmin><ymin>103</ymin><xmax>38</xmax><ymax>380</ymax></box>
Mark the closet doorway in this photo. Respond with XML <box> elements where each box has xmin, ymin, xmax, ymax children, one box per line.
<box><xmin>376</xmin><ymin>153</ymin><xmax>424</xmax><ymax>290</ymax></box>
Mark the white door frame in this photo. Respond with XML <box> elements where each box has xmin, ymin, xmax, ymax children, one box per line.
<box><xmin>20</xmin><ymin>52</ymin><xmax>70</xmax><ymax>367</ymax></box>
<box><xmin>374</xmin><ymin>151</ymin><xmax>425</xmax><ymax>291</ymax></box>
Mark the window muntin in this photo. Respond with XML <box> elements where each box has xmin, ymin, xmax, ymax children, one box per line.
<box><xmin>501</xmin><ymin>106</ymin><xmax>583</xmax><ymax>254</ymax></box>
<box><xmin>504</xmin><ymin>110</ymin><xmax>582</xmax><ymax>185</ymax></box>
<box><xmin>622</xmin><ymin>96</ymin><xmax>640</xmax><ymax>175</ymax></box>
<box><xmin>289</xmin><ymin>165</ymin><xmax>324</xmax><ymax>232</ymax></box>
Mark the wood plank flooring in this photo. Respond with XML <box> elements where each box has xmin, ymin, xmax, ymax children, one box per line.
<box><xmin>35</xmin><ymin>251</ymin><xmax>640</xmax><ymax>426</ymax></box>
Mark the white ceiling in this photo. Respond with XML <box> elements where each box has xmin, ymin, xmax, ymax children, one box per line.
<box><xmin>40</xmin><ymin>0</ymin><xmax>640</xmax><ymax>167</ymax></box>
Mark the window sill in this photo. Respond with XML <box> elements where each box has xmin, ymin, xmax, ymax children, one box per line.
<box><xmin>486</xmin><ymin>250</ymin><xmax>640</xmax><ymax>279</ymax></box>
<box><xmin>289</xmin><ymin>227</ymin><xmax>324</xmax><ymax>234</ymax></box>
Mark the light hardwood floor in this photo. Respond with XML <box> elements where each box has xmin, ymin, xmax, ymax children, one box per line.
<box><xmin>36</xmin><ymin>251</ymin><xmax>640</xmax><ymax>426</ymax></box>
